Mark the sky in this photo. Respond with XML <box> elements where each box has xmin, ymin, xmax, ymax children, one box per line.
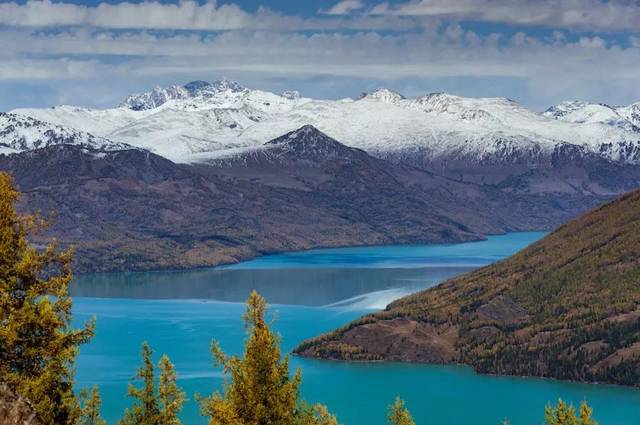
<box><xmin>1</xmin><ymin>0</ymin><xmax>640</xmax><ymax>111</ymax></box>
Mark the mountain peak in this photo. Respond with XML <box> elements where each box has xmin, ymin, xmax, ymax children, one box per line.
<box><xmin>543</xmin><ymin>100</ymin><xmax>591</xmax><ymax>118</ymax></box>
<box><xmin>361</xmin><ymin>88</ymin><xmax>405</xmax><ymax>103</ymax></box>
<box><xmin>120</xmin><ymin>78</ymin><xmax>246</xmax><ymax>111</ymax></box>
<box><xmin>282</xmin><ymin>90</ymin><xmax>300</xmax><ymax>100</ymax></box>
<box><xmin>267</xmin><ymin>124</ymin><xmax>330</xmax><ymax>145</ymax></box>
<box><xmin>264</xmin><ymin>125</ymin><xmax>356</xmax><ymax>159</ymax></box>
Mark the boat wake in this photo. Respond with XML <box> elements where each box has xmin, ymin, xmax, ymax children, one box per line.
<box><xmin>323</xmin><ymin>287</ymin><xmax>414</xmax><ymax>310</ymax></box>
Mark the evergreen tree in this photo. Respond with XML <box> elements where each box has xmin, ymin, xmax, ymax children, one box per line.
<box><xmin>544</xmin><ymin>399</ymin><xmax>597</xmax><ymax>425</ymax></box>
<box><xmin>387</xmin><ymin>397</ymin><xmax>415</xmax><ymax>425</ymax></box>
<box><xmin>158</xmin><ymin>354</ymin><xmax>187</xmax><ymax>425</ymax></box>
<box><xmin>0</xmin><ymin>171</ymin><xmax>94</xmax><ymax>424</ymax></box>
<box><xmin>78</xmin><ymin>385</ymin><xmax>106</xmax><ymax>425</ymax></box>
<box><xmin>200</xmin><ymin>290</ymin><xmax>335</xmax><ymax>425</ymax></box>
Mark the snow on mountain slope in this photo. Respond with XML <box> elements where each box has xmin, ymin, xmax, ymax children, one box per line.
<box><xmin>544</xmin><ymin>101</ymin><xmax>639</xmax><ymax>132</ymax></box>
<box><xmin>10</xmin><ymin>80</ymin><xmax>640</xmax><ymax>165</ymax></box>
<box><xmin>10</xmin><ymin>105</ymin><xmax>151</xmax><ymax>137</ymax></box>
<box><xmin>612</xmin><ymin>102</ymin><xmax>640</xmax><ymax>128</ymax></box>
<box><xmin>0</xmin><ymin>112</ymin><xmax>133</xmax><ymax>155</ymax></box>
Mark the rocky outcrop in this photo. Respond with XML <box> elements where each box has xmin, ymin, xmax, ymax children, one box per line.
<box><xmin>0</xmin><ymin>384</ymin><xmax>42</xmax><ymax>425</ymax></box>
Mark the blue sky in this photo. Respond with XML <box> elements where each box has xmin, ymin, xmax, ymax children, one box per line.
<box><xmin>1</xmin><ymin>0</ymin><xmax>640</xmax><ymax>111</ymax></box>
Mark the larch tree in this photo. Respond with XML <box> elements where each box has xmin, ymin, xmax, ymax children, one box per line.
<box><xmin>158</xmin><ymin>354</ymin><xmax>187</xmax><ymax>425</ymax></box>
<box><xmin>78</xmin><ymin>385</ymin><xmax>106</xmax><ymax>425</ymax></box>
<box><xmin>387</xmin><ymin>397</ymin><xmax>415</xmax><ymax>425</ymax></box>
<box><xmin>199</xmin><ymin>290</ymin><xmax>336</xmax><ymax>425</ymax></box>
<box><xmin>544</xmin><ymin>399</ymin><xmax>597</xmax><ymax>425</ymax></box>
<box><xmin>120</xmin><ymin>342</ymin><xmax>185</xmax><ymax>425</ymax></box>
<box><xmin>0</xmin><ymin>171</ymin><xmax>94</xmax><ymax>424</ymax></box>
<box><xmin>120</xmin><ymin>342</ymin><xmax>160</xmax><ymax>425</ymax></box>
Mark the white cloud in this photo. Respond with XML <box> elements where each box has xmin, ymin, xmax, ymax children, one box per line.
<box><xmin>320</xmin><ymin>0</ymin><xmax>365</xmax><ymax>15</ymax></box>
<box><xmin>2</xmin><ymin>25</ymin><xmax>638</xmax><ymax>85</ymax></box>
<box><xmin>0</xmin><ymin>0</ymin><xmax>424</xmax><ymax>31</ymax></box>
<box><xmin>0</xmin><ymin>0</ymin><xmax>255</xmax><ymax>30</ymax></box>
<box><xmin>1</xmin><ymin>1</ymin><xmax>640</xmax><ymax>110</ymax></box>
<box><xmin>367</xmin><ymin>0</ymin><xmax>640</xmax><ymax>31</ymax></box>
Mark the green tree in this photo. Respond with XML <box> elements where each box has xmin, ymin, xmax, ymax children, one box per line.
<box><xmin>544</xmin><ymin>399</ymin><xmax>597</xmax><ymax>425</ymax></box>
<box><xmin>199</xmin><ymin>290</ymin><xmax>336</xmax><ymax>425</ymax></box>
<box><xmin>387</xmin><ymin>397</ymin><xmax>415</xmax><ymax>425</ymax></box>
<box><xmin>78</xmin><ymin>385</ymin><xmax>106</xmax><ymax>425</ymax></box>
<box><xmin>294</xmin><ymin>402</ymin><xmax>338</xmax><ymax>425</ymax></box>
<box><xmin>0</xmin><ymin>172</ymin><xmax>94</xmax><ymax>424</ymax></box>
<box><xmin>158</xmin><ymin>354</ymin><xmax>187</xmax><ymax>425</ymax></box>
<box><xmin>120</xmin><ymin>342</ymin><xmax>185</xmax><ymax>425</ymax></box>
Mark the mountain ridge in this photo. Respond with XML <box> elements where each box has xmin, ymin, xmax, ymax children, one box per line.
<box><xmin>0</xmin><ymin>125</ymin><xmax>610</xmax><ymax>273</ymax></box>
<box><xmin>11</xmin><ymin>79</ymin><xmax>640</xmax><ymax>169</ymax></box>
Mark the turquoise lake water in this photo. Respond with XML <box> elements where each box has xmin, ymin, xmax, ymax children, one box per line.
<box><xmin>72</xmin><ymin>232</ymin><xmax>640</xmax><ymax>425</ymax></box>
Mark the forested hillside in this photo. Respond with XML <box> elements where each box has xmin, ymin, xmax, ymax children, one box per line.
<box><xmin>296</xmin><ymin>190</ymin><xmax>640</xmax><ymax>386</ymax></box>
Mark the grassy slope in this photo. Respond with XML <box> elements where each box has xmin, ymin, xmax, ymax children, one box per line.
<box><xmin>295</xmin><ymin>189</ymin><xmax>640</xmax><ymax>386</ymax></box>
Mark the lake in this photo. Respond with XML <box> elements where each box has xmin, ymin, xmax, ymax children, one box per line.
<box><xmin>72</xmin><ymin>232</ymin><xmax>640</xmax><ymax>425</ymax></box>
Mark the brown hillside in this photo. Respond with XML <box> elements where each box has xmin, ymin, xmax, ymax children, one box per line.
<box><xmin>295</xmin><ymin>189</ymin><xmax>640</xmax><ymax>386</ymax></box>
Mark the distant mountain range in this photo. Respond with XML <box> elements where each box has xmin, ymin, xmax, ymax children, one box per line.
<box><xmin>0</xmin><ymin>125</ymin><xmax>604</xmax><ymax>273</ymax></box>
<box><xmin>294</xmin><ymin>189</ymin><xmax>640</xmax><ymax>387</ymax></box>
<box><xmin>8</xmin><ymin>79</ymin><xmax>640</xmax><ymax>195</ymax></box>
<box><xmin>2</xmin><ymin>79</ymin><xmax>640</xmax><ymax>271</ymax></box>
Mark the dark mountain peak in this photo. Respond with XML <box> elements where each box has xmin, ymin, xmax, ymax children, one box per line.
<box><xmin>183</xmin><ymin>80</ymin><xmax>211</xmax><ymax>93</ymax></box>
<box><xmin>264</xmin><ymin>125</ymin><xmax>355</xmax><ymax>159</ymax></box>
<box><xmin>266</xmin><ymin>124</ymin><xmax>328</xmax><ymax>143</ymax></box>
<box><xmin>184</xmin><ymin>78</ymin><xmax>245</xmax><ymax>95</ymax></box>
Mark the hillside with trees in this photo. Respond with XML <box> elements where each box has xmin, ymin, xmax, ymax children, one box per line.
<box><xmin>295</xmin><ymin>189</ymin><xmax>640</xmax><ymax>386</ymax></box>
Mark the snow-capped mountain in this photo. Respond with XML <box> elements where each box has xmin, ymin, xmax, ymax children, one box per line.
<box><xmin>544</xmin><ymin>101</ymin><xmax>640</xmax><ymax>132</ymax></box>
<box><xmin>120</xmin><ymin>79</ymin><xmax>246</xmax><ymax>111</ymax></box>
<box><xmin>10</xmin><ymin>80</ymin><xmax>640</xmax><ymax>168</ymax></box>
<box><xmin>0</xmin><ymin>112</ymin><xmax>133</xmax><ymax>155</ymax></box>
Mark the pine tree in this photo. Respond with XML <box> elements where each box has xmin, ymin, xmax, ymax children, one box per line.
<box><xmin>158</xmin><ymin>355</ymin><xmax>187</xmax><ymax>425</ymax></box>
<box><xmin>78</xmin><ymin>385</ymin><xmax>106</xmax><ymax>425</ymax></box>
<box><xmin>0</xmin><ymin>171</ymin><xmax>94</xmax><ymax>424</ymax></box>
<box><xmin>387</xmin><ymin>397</ymin><xmax>415</xmax><ymax>425</ymax></box>
<box><xmin>199</xmin><ymin>290</ymin><xmax>336</xmax><ymax>425</ymax></box>
<box><xmin>544</xmin><ymin>399</ymin><xmax>597</xmax><ymax>425</ymax></box>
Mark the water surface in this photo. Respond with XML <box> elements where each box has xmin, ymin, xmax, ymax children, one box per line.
<box><xmin>72</xmin><ymin>232</ymin><xmax>640</xmax><ymax>425</ymax></box>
